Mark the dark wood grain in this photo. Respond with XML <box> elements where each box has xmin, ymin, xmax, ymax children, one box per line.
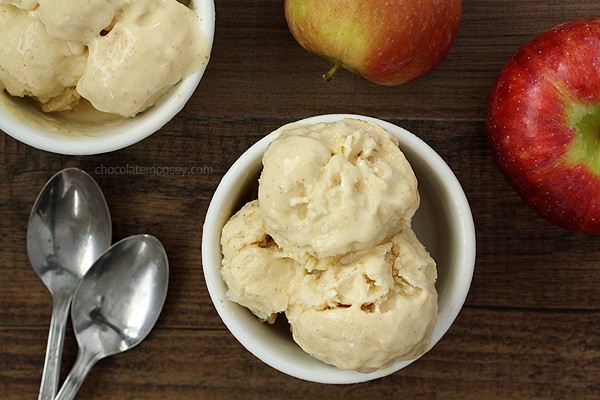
<box><xmin>1</xmin><ymin>308</ymin><xmax>598</xmax><ymax>399</ymax></box>
<box><xmin>1</xmin><ymin>0</ymin><xmax>600</xmax><ymax>399</ymax></box>
<box><xmin>189</xmin><ymin>0</ymin><xmax>600</xmax><ymax>120</ymax></box>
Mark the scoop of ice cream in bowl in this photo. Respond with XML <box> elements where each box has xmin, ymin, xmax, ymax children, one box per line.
<box><xmin>0</xmin><ymin>0</ymin><xmax>214</xmax><ymax>155</ymax></box>
<box><xmin>202</xmin><ymin>114</ymin><xmax>476</xmax><ymax>383</ymax></box>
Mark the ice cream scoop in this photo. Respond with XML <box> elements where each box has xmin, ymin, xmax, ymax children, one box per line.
<box><xmin>27</xmin><ymin>168</ymin><xmax>111</xmax><ymax>400</ymax></box>
<box><xmin>0</xmin><ymin>4</ymin><xmax>86</xmax><ymax>112</ymax></box>
<box><xmin>287</xmin><ymin>228</ymin><xmax>438</xmax><ymax>373</ymax></box>
<box><xmin>221</xmin><ymin>200</ymin><xmax>305</xmax><ymax>323</ymax></box>
<box><xmin>259</xmin><ymin>118</ymin><xmax>419</xmax><ymax>258</ymax></box>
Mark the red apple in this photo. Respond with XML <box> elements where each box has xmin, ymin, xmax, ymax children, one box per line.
<box><xmin>487</xmin><ymin>18</ymin><xmax>600</xmax><ymax>234</ymax></box>
<box><xmin>284</xmin><ymin>0</ymin><xmax>462</xmax><ymax>85</ymax></box>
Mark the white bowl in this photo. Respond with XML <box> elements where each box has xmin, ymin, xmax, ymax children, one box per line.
<box><xmin>202</xmin><ymin>114</ymin><xmax>476</xmax><ymax>384</ymax></box>
<box><xmin>0</xmin><ymin>0</ymin><xmax>215</xmax><ymax>155</ymax></box>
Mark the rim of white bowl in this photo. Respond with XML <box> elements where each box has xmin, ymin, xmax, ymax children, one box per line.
<box><xmin>202</xmin><ymin>114</ymin><xmax>476</xmax><ymax>384</ymax></box>
<box><xmin>0</xmin><ymin>0</ymin><xmax>215</xmax><ymax>155</ymax></box>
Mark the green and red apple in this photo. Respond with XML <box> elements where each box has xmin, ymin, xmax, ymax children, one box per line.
<box><xmin>487</xmin><ymin>18</ymin><xmax>600</xmax><ymax>234</ymax></box>
<box><xmin>284</xmin><ymin>0</ymin><xmax>462</xmax><ymax>85</ymax></box>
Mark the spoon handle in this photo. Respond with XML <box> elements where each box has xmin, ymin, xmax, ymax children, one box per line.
<box><xmin>54</xmin><ymin>348</ymin><xmax>99</xmax><ymax>400</ymax></box>
<box><xmin>38</xmin><ymin>293</ymin><xmax>71</xmax><ymax>400</ymax></box>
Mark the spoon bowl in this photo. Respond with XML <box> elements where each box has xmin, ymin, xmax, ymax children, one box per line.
<box><xmin>28</xmin><ymin>167</ymin><xmax>111</xmax><ymax>399</ymax></box>
<box><xmin>55</xmin><ymin>234</ymin><xmax>169</xmax><ymax>400</ymax></box>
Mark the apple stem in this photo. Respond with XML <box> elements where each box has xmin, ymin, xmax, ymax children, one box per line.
<box><xmin>323</xmin><ymin>61</ymin><xmax>342</xmax><ymax>82</ymax></box>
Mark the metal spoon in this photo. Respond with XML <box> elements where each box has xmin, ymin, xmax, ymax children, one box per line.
<box><xmin>27</xmin><ymin>167</ymin><xmax>112</xmax><ymax>400</ymax></box>
<box><xmin>54</xmin><ymin>234</ymin><xmax>169</xmax><ymax>400</ymax></box>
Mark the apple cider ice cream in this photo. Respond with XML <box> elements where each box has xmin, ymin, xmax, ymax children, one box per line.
<box><xmin>287</xmin><ymin>227</ymin><xmax>437</xmax><ymax>372</ymax></box>
<box><xmin>220</xmin><ymin>118</ymin><xmax>438</xmax><ymax>373</ymax></box>
<box><xmin>259</xmin><ymin>118</ymin><xmax>419</xmax><ymax>258</ymax></box>
<box><xmin>221</xmin><ymin>200</ymin><xmax>305</xmax><ymax>324</ymax></box>
<box><xmin>0</xmin><ymin>0</ymin><xmax>210</xmax><ymax>117</ymax></box>
<box><xmin>0</xmin><ymin>4</ymin><xmax>86</xmax><ymax>112</ymax></box>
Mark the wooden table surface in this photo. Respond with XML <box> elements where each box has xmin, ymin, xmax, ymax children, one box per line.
<box><xmin>1</xmin><ymin>1</ymin><xmax>599</xmax><ymax>399</ymax></box>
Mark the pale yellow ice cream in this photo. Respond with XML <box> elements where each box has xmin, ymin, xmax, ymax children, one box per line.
<box><xmin>220</xmin><ymin>118</ymin><xmax>438</xmax><ymax>373</ymax></box>
<box><xmin>0</xmin><ymin>4</ymin><xmax>86</xmax><ymax>112</ymax></box>
<box><xmin>287</xmin><ymin>228</ymin><xmax>437</xmax><ymax>373</ymax></box>
<box><xmin>259</xmin><ymin>118</ymin><xmax>419</xmax><ymax>258</ymax></box>
<box><xmin>221</xmin><ymin>200</ymin><xmax>305</xmax><ymax>324</ymax></box>
<box><xmin>0</xmin><ymin>0</ymin><xmax>210</xmax><ymax>117</ymax></box>
<box><xmin>32</xmin><ymin>0</ymin><xmax>121</xmax><ymax>45</ymax></box>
